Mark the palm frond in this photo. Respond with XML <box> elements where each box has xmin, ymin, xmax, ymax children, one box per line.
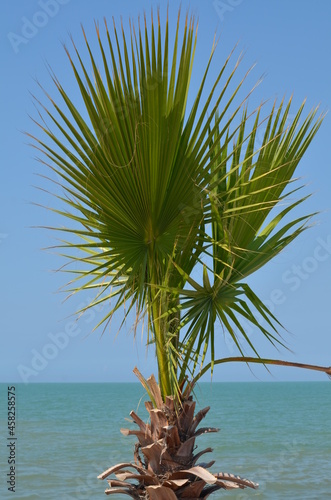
<box><xmin>31</xmin><ymin>8</ymin><xmax>325</xmax><ymax>399</ymax></box>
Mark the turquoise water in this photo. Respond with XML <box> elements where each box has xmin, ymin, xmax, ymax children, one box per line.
<box><xmin>0</xmin><ymin>382</ymin><xmax>330</xmax><ymax>499</ymax></box>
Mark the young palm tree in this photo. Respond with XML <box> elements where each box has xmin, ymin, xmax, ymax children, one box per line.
<box><xmin>30</xmin><ymin>9</ymin><xmax>330</xmax><ymax>498</ymax></box>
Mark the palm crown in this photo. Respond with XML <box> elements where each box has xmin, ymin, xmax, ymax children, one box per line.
<box><xmin>30</xmin><ymin>10</ymin><xmax>328</xmax><ymax>402</ymax></box>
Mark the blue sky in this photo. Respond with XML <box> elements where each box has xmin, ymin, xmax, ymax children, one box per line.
<box><xmin>1</xmin><ymin>0</ymin><xmax>330</xmax><ymax>384</ymax></box>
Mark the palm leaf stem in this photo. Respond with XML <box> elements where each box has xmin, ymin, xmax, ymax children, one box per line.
<box><xmin>190</xmin><ymin>357</ymin><xmax>331</xmax><ymax>389</ymax></box>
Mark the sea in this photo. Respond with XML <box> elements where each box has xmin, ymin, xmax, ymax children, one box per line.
<box><xmin>0</xmin><ymin>382</ymin><xmax>330</xmax><ymax>499</ymax></box>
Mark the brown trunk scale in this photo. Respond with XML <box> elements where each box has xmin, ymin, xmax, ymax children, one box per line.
<box><xmin>98</xmin><ymin>373</ymin><xmax>258</xmax><ymax>499</ymax></box>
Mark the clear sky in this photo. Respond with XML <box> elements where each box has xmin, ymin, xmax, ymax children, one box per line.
<box><xmin>1</xmin><ymin>0</ymin><xmax>330</xmax><ymax>384</ymax></box>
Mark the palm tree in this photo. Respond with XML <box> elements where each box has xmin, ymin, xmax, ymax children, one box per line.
<box><xmin>30</xmin><ymin>9</ymin><xmax>331</xmax><ymax>498</ymax></box>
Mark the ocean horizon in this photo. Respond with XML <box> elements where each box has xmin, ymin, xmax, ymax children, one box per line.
<box><xmin>1</xmin><ymin>382</ymin><xmax>330</xmax><ymax>499</ymax></box>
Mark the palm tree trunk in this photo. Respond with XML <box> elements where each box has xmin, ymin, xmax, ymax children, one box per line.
<box><xmin>98</xmin><ymin>370</ymin><xmax>258</xmax><ymax>498</ymax></box>
<box><xmin>151</xmin><ymin>287</ymin><xmax>172</xmax><ymax>399</ymax></box>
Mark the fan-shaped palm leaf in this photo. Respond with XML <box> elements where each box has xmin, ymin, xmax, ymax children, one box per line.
<box><xmin>30</xmin><ymin>10</ymin><xmax>328</xmax><ymax>402</ymax></box>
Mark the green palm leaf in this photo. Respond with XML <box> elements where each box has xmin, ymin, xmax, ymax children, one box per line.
<box><xmin>31</xmin><ymin>9</ymin><xmax>327</xmax><ymax>400</ymax></box>
<box><xmin>167</xmin><ymin>100</ymin><xmax>324</xmax><ymax>384</ymax></box>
